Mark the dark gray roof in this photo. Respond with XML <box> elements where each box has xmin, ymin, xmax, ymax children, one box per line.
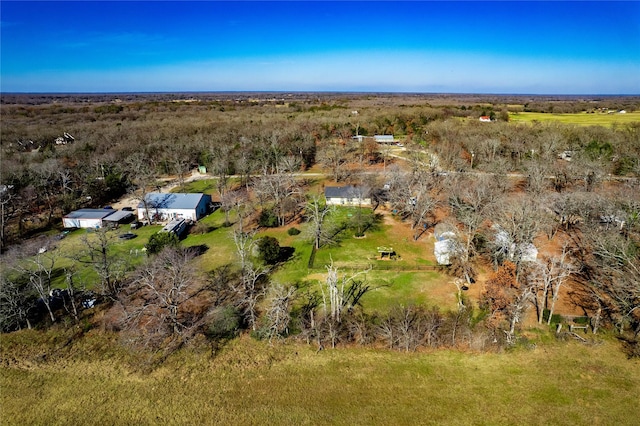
<box><xmin>64</xmin><ymin>209</ymin><xmax>116</xmax><ymax>220</ymax></box>
<box><xmin>138</xmin><ymin>193</ymin><xmax>210</xmax><ymax>210</ymax></box>
<box><xmin>324</xmin><ymin>186</ymin><xmax>370</xmax><ymax>198</ymax></box>
<box><xmin>102</xmin><ymin>210</ymin><xmax>134</xmax><ymax>222</ymax></box>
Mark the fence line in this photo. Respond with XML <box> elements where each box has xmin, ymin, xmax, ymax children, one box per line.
<box><xmin>308</xmin><ymin>262</ymin><xmax>445</xmax><ymax>272</ymax></box>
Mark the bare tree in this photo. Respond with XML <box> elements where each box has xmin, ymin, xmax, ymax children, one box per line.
<box><xmin>0</xmin><ymin>186</ymin><xmax>17</xmax><ymax>251</ymax></box>
<box><xmin>7</xmin><ymin>244</ymin><xmax>59</xmax><ymax>323</ymax></box>
<box><xmin>305</xmin><ymin>195</ymin><xmax>333</xmax><ymax>249</ymax></box>
<box><xmin>523</xmin><ymin>160</ymin><xmax>550</xmax><ymax>196</ymax></box>
<box><xmin>253</xmin><ymin>157</ymin><xmax>303</xmax><ymax>226</ymax></box>
<box><xmin>577</xmin><ymin>226</ymin><xmax>640</xmax><ymax>335</ymax></box>
<box><xmin>318</xmin><ymin>139</ymin><xmax>349</xmax><ymax>182</ymax></box>
<box><xmin>448</xmin><ymin>175</ymin><xmax>505</xmax><ymax>283</ymax></box>
<box><xmin>231</xmin><ymin>229</ymin><xmax>270</xmax><ymax>331</ymax></box>
<box><xmin>491</xmin><ymin>196</ymin><xmax>543</xmax><ymax>274</ymax></box>
<box><xmin>526</xmin><ymin>248</ymin><xmax>576</xmax><ymax>324</ymax></box>
<box><xmin>481</xmin><ymin>261</ymin><xmax>534</xmax><ymax>343</ymax></box>
<box><xmin>209</xmin><ymin>143</ymin><xmax>233</xmax><ymax>202</ymax></box>
<box><xmin>76</xmin><ymin>227</ymin><xmax>129</xmax><ymax>301</ymax></box>
<box><xmin>120</xmin><ymin>248</ymin><xmax>206</xmax><ymax>350</ymax></box>
<box><xmin>125</xmin><ymin>152</ymin><xmax>157</xmax><ymax>224</ymax></box>
<box><xmin>387</xmin><ymin>169</ymin><xmax>438</xmax><ymax>240</ymax></box>
<box><xmin>318</xmin><ymin>260</ymin><xmax>371</xmax><ymax>348</ymax></box>
<box><xmin>263</xmin><ymin>283</ymin><xmax>296</xmax><ymax>342</ymax></box>
<box><xmin>0</xmin><ymin>271</ymin><xmax>33</xmax><ymax>331</ymax></box>
<box><xmin>394</xmin><ymin>305</ymin><xmax>427</xmax><ymax>352</ymax></box>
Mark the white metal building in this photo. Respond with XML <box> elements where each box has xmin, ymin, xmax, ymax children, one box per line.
<box><xmin>62</xmin><ymin>209</ymin><xmax>117</xmax><ymax>229</ymax></box>
<box><xmin>138</xmin><ymin>193</ymin><xmax>212</xmax><ymax>222</ymax></box>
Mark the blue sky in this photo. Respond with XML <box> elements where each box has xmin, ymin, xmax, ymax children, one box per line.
<box><xmin>1</xmin><ymin>1</ymin><xmax>639</xmax><ymax>94</ymax></box>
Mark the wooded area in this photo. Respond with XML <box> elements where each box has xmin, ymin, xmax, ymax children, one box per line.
<box><xmin>1</xmin><ymin>92</ymin><xmax>639</xmax><ymax>359</ymax></box>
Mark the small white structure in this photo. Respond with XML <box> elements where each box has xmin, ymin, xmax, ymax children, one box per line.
<box><xmin>479</xmin><ymin>116</ymin><xmax>491</xmax><ymax>122</ymax></box>
<box><xmin>138</xmin><ymin>193</ymin><xmax>212</xmax><ymax>222</ymax></box>
<box><xmin>433</xmin><ymin>223</ymin><xmax>459</xmax><ymax>265</ymax></box>
<box><xmin>63</xmin><ymin>209</ymin><xmax>117</xmax><ymax>229</ymax></box>
<box><xmin>494</xmin><ymin>227</ymin><xmax>538</xmax><ymax>263</ymax></box>
<box><xmin>324</xmin><ymin>186</ymin><xmax>372</xmax><ymax>206</ymax></box>
<box><xmin>374</xmin><ymin>135</ymin><xmax>396</xmax><ymax>144</ymax></box>
<box><xmin>558</xmin><ymin>151</ymin><xmax>574</xmax><ymax>161</ymax></box>
<box><xmin>161</xmin><ymin>218</ymin><xmax>187</xmax><ymax>237</ymax></box>
<box><xmin>55</xmin><ymin>133</ymin><xmax>75</xmax><ymax>145</ymax></box>
<box><xmin>434</xmin><ymin>239</ymin><xmax>459</xmax><ymax>265</ymax></box>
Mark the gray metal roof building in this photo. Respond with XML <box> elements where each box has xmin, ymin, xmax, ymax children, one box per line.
<box><xmin>138</xmin><ymin>192</ymin><xmax>212</xmax><ymax>221</ymax></box>
<box><xmin>64</xmin><ymin>209</ymin><xmax>116</xmax><ymax>220</ymax></box>
<box><xmin>62</xmin><ymin>209</ymin><xmax>117</xmax><ymax>228</ymax></box>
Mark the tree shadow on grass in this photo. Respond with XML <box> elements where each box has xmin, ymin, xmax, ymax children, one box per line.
<box><xmin>278</xmin><ymin>246</ymin><xmax>295</xmax><ymax>263</ymax></box>
<box><xmin>186</xmin><ymin>244</ymin><xmax>209</xmax><ymax>257</ymax></box>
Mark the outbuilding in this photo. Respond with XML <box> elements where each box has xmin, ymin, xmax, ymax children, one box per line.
<box><xmin>374</xmin><ymin>135</ymin><xmax>396</xmax><ymax>144</ymax></box>
<box><xmin>138</xmin><ymin>192</ymin><xmax>212</xmax><ymax>222</ymax></box>
<box><xmin>62</xmin><ymin>209</ymin><xmax>117</xmax><ymax>229</ymax></box>
<box><xmin>433</xmin><ymin>223</ymin><xmax>459</xmax><ymax>265</ymax></box>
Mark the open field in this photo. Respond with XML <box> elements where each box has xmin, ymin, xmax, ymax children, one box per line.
<box><xmin>508</xmin><ymin>111</ymin><xmax>640</xmax><ymax>126</ymax></box>
<box><xmin>1</xmin><ymin>330</ymin><xmax>639</xmax><ymax>425</ymax></box>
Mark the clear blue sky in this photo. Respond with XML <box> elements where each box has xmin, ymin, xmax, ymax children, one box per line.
<box><xmin>1</xmin><ymin>1</ymin><xmax>639</xmax><ymax>94</ymax></box>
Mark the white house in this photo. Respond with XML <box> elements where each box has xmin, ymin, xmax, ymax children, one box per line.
<box><xmin>63</xmin><ymin>209</ymin><xmax>117</xmax><ymax>229</ymax></box>
<box><xmin>479</xmin><ymin>116</ymin><xmax>492</xmax><ymax>122</ymax></box>
<box><xmin>138</xmin><ymin>193</ymin><xmax>212</xmax><ymax>222</ymax></box>
<box><xmin>324</xmin><ymin>186</ymin><xmax>372</xmax><ymax>206</ymax></box>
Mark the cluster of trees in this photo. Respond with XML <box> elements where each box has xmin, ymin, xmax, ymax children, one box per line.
<box><xmin>1</xmin><ymin>93</ymin><xmax>639</xmax><ymax>356</ymax></box>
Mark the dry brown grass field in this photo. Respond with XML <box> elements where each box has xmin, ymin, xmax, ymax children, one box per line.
<box><xmin>1</xmin><ymin>329</ymin><xmax>639</xmax><ymax>425</ymax></box>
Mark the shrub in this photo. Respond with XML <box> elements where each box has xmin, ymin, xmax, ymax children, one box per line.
<box><xmin>258</xmin><ymin>209</ymin><xmax>278</xmax><ymax>228</ymax></box>
<box><xmin>543</xmin><ymin>309</ymin><xmax>563</xmax><ymax>325</ymax></box>
<box><xmin>145</xmin><ymin>232</ymin><xmax>179</xmax><ymax>254</ymax></box>
<box><xmin>257</xmin><ymin>236</ymin><xmax>281</xmax><ymax>265</ymax></box>
<box><xmin>206</xmin><ymin>306</ymin><xmax>241</xmax><ymax>341</ymax></box>
<box><xmin>287</xmin><ymin>227</ymin><xmax>301</xmax><ymax>236</ymax></box>
<box><xmin>191</xmin><ymin>221</ymin><xmax>210</xmax><ymax>235</ymax></box>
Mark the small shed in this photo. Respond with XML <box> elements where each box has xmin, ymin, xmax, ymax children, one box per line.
<box><xmin>374</xmin><ymin>135</ymin><xmax>396</xmax><ymax>144</ymax></box>
<box><xmin>63</xmin><ymin>209</ymin><xmax>117</xmax><ymax>229</ymax></box>
<box><xmin>138</xmin><ymin>192</ymin><xmax>212</xmax><ymax>222</ymax></box>
<box><xmin>325</xmin><ymin>186</ymin><xmax>372</xmax><ymax>206</ymax></box>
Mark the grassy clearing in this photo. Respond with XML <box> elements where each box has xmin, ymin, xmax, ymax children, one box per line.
<box><xmin>509</xmin><ymin>111</ymin><xmax>640</xmax><ymax>126</ymax></box>
<box><xmin>1</xmin><ymin>330</ymin><xmax>639</xmax><ymax>425</ymax></box>
<box><xmin>33</xmin><ymin>202</ymin><xmax>448</xmax><ymax>315</ymax></box>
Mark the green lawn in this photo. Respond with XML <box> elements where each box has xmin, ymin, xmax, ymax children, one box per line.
<box><xmin>37</xmin><ymin>204</ymin><xmax>449</xmax><ymax>312</ymax></box>
<box><xmin>509</xmin><ymin>111</ymin><xmax>640</xmax><ymax>126</ymax></box>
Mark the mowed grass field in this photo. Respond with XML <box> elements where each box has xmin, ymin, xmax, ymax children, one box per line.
<box><xmin>509</xmin><ymin>111</ymin><xmax>640</xmax><ymax>126</ymax></box>
<box><xmin>1</xmin><ymin>330</ymin><xmax>639</xmax><ymax>425</ymax></box>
